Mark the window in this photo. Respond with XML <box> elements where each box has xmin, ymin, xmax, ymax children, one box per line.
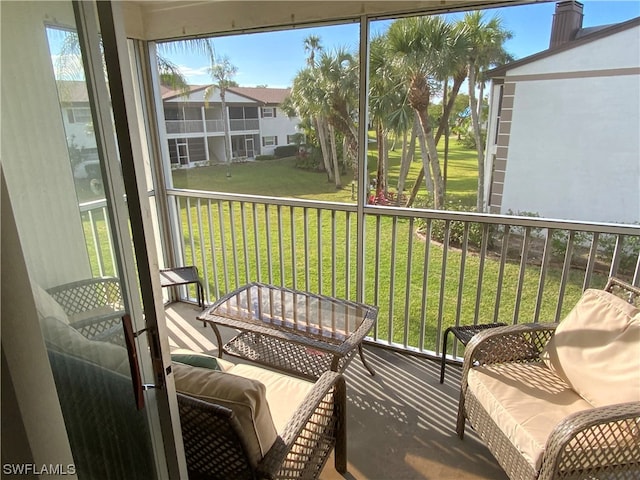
<box><xmin>262</xmin><ymin>136</ymin><xmax>277</xmax><ymax>147</ymax></box>
<box><xmin>262</xmin><ymin>107</ymin><xmax>276</xmax><ymax>118</ymax></box>
<box><xmin>286</xmin><ymin>134</ymin><xmax>298</xmax><ymax>144</ymax></box>
<box><xmin>67</xmin><ymin>107</ymin><xmax>91</xmax><ymax>124</ymax></box>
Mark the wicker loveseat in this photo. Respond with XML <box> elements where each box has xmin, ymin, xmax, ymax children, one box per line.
<box><xmin>457</xmin><ymin>278</ymin><xmax>640</xmax><ymax>480</ymax></box>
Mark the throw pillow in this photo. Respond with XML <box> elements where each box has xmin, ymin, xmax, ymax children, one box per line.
<box><xmin>171</xmin><ymin>351</ymin><xmax>221</xmax><ymax>371</ymax></box>
<box><xmin>541</xmin><ymin>288</ymin><xmax>640</xmax><ymax>407</ymax></box>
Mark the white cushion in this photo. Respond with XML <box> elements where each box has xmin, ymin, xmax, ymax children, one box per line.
<box><xmin>227</xmin><ymin>363</ymin><xmax>314</xmax><ymax>434</ymax></box>
<box><xmin>31</xmin><ymin>282</ymin><xmax>69</xmax><ymax>324</ymax></box>
<box><xmin>541</xmin><ymin>289</ymin><xmax>640</xmax><ymax>407</ymax></box>
<box><xmin>172</xmin><ymin>362</ymin><xmax>278</xmax><ymax>465</ymax></box>
<box><xmin>468</xmin><ymin>362</ymin><xmax>593</xmax><ymax>472</ymax></box>
<box><xmin>40</xmin><ymin>315</ymin><xmax>130</xmax><ymax>376</ymax></box>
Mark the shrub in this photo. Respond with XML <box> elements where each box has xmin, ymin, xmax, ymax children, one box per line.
<box><xmin>255</xmin><ymin>155</ymin><xmax>276</xmax><ymax>161</ymax></box>
<box><xmin>414</xmin><ymin>199</ymin><xmax>488</xmax><ymax>249</ymax></box>
<box><xmin>274</xmin><ymin>145</ymin><xmax>298</xmax><ymax>158</ymax></box>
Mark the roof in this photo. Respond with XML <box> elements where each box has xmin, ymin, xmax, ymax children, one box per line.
<box><xmin>226</xmin><ymin>87</ymin><xmax>290</xmax><ymax>105</ymax></box>
<box><xmin>160</xmin><ymin>84</ymin><xmax>208</xmax><ymax>100</ymax></box>
<box><xmin>488</xmin><ymin>16</ymin><xmax>640</xmax><ymax>78</ymax></box>
<box><xmin>56</xmin><ymin>81</ymin><xmax>90</xmax><ymax>103</ymax></box>
<box><xmin>160</xmin><ymin>84</ymin><xmax>290</xmax><ymax>104</ymax></box>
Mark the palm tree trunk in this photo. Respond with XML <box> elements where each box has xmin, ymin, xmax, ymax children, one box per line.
<box><xmin>221</xmin><ymin>91</ymin><xmax>232</xmax><ymax>165</ymax></box>
<box><xmin>328</xmin><ymin>124</ymin><xmax>341</xmax><ymax>188</ymax></box>
<box><xmin>468</xmin><ymin>61</ymin><xmax>485</xmax><ymax>212</ymax></box>
<box><xmin>415</xmin><ymin>108</ymin><xmax>444</xmax><ymax>209</ymax></box>
<box><xmin>416</xmin><ymin>112</ymin><xmax>434</xmax><ymax>195</ymax></box>
<box><xmin>397</xmin><ymin>118</ymin><xmax>417</xmax><ymax>201</ymax></box>
<box><xmin>315</xmin><ymin>117</ymin><xmax>334</xmax><ymax>182</ymax></box>
<box><xmin>405</xmin><ymin>71</ymin><xmax>466</xmax><ymax>207</ymax></box>
<box><xmin>375</xmin><ymin>122</ymin><xmax>386</xmax><ymax>196</ymax></box>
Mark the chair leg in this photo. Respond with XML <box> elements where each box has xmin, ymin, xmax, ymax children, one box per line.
<box><xmin>456</xmin><ymin>392</ymin><xmax>466</xmax><ymax>439</ymax></box>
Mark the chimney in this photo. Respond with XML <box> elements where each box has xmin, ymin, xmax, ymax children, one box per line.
<box><xmin>549</xmin><ymin>1</ymin><xmax>584</xmax><ymax>48</ymax></box>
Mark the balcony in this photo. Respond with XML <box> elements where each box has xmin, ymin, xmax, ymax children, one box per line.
<box><xmin>165</xmin><ymin>301</ymin><xmax>508</xmax><ymax>479</ymax></box>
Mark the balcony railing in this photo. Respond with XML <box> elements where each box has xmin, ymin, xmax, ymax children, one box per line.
<box><xmin>230</xmin><ymin>119</ymin><xmax>259</xmax><ymax>131</ymax></box>
<box><xmin>80</xmin><ymin>190</ymin><xmax>640</xmax><ymax>360</ymax></box>
<box><xmin>205</xmin><ymin>119</ymin><xmax>224</xmax><ymax>133</ymax></box>
<box><xmin>165</xmin><ymin>120</ymin><xmax>204</xmax><ymax>134</ymax></box>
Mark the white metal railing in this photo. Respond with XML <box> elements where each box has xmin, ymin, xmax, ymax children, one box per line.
<box><xmin>165</xmin><ymin>120</ymin><xmax>204</xmax><ymax>134</ymax></box>
<box><xmin>162</xmin><ymin>189</ymin><xmax>640</xmax><ymax>358</ymax></box>
<box><xmin>79</xmin><ymin>192</ymin><xmax>640</xmax><ymax>358</ymax></box>
<box><xmin>205</xmin><ymin>119</ymin><xmax>224</xmax><ymax>133</ymax></box>
<box><xmin>229</xmin><ymin>119</ymin><xmax>259</xmax><ymax>131</ymax></box>
<box><xmin>79</xmin><ymin>198</ymin><xmax>117</xmax><ymax>277</ymax></box>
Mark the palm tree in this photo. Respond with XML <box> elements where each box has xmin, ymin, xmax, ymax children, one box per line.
<box><xmin>370</xmin><ymin>35</ymin><xmax>402</xmax><ymax>199</ymax></box>
<box><xmin>303</xmin><ymin>35</ymin><xmax>323</xmax><ymax>67</ymax></box>
<box><xmin>315</xmin><ymin>47</ymin><xmax>359</xmax><ymax>179</ymax></box>
<box><xmin>400</xmin><ymin>19</ymin><xmax>469</xmax><ymax>208</ymax></box>
<box><xmin>286</xmin><ymin>64</ymin><xmax>339</xmax><ymax>185</ymax></box>
<box><xmin>459</xmin><ymin>11</ymin><xmax>512</xmax><ymax>211</ymax></box>
<box><xmin>204</xmin><ymin>56</ymin><xmax>238</xmax><ymax>168</ymax></box>
<box><xmin>386</xmin><ymin>16</ymin><xmax>465</xmax><ymax>209</ymax></box>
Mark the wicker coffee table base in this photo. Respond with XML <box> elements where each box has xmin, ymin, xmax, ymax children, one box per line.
<box><xmin>223</xmin><ymin>331</ymin><xmax>362</xmax><ymax>380</ymax></box>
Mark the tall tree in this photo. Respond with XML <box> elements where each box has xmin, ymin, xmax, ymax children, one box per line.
<box><xmin>204</xmin><ymin>56</ymin><xmax>238</xmax><ymax>167</ymax></box>
<box><xmin>459</xmin><ymin>11</ymin><xmax>513</xmax><ymax>211</ymax></box>
<box><xmin>369</xmin><ymin>35</ymin><xmax>411</xmax><ymax>199</ymax></box>
<box><xmin>387</xmin><ymin>16</ymin><xmax>466</xmax><ymax>209</ymax></box>
<box><xmin>303</xmin><ymin>35</ymin><xmax>323</xmax><ymax>67</ymax></box>
<box><xmin>403</xmin><ymin>21</ymin><xmax>469</xmax><ymax>208</ymax></box>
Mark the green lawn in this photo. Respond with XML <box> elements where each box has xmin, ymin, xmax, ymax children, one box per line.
<box><xmin>171</xmin><ymin>136</ymin><xmax>480</xmax><ymax>205</ymax></box>
<box><xmin>167</xmin><ymin>140</ymin><xmax>599</xmax><ymax>351</ymax></box>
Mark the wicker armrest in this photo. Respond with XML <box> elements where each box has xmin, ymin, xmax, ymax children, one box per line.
<box><xmin>460</xmin><ymin>323</ymin><xmax>557</xmax><ymax>398</ymax></box>
<box><xmin>258</xmin><ymin>371</ymin><xmax>347</xmax><ymax>479</ymax></box>
<box><xmin>540</xmin><ymin>401</ymin><xmax>640</xmax><ymax>480</ymax></box>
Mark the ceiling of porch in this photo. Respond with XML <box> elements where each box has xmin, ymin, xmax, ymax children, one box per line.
<box><xmin>122</xmin><ymin>0</ymin><xmax>549</xmax><ymax>41</ymax></box>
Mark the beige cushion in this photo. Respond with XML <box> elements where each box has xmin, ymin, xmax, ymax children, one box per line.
<box><xmin>541</xmin><ymin>289</ymin><xmax>640</xmax><ymax>407</ymax></box>
<box><xmin>32</xmin><ymin>282</ymin><xmax>69</xmax><ymax>324</ymax></box>
<box><xmin>227</xmin><ymin>363</ymin><xmax>314</xmax><ymax>433</ymax></box>
<box><xmin>40</xmin><ymin>315</ymin><xmax>130</xmax><ymax>376</ymax></box>
<box><xmin>468</xmin><ymin>362</ymin><xmax>593</xmax><ymax>471</ymax></box>
<box><xmin>172</xmin><ymin>362</ymin><xmax>277</xmax><ymax>465</ymax></box>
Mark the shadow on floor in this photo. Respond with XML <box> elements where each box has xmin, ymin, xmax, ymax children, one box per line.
<box><xmin>165</xmin><ymin>302</ymin><xmax>507</xmax><ymax>480</ymax></box>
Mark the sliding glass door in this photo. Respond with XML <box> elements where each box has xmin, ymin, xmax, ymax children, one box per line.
<box><xmin>1</xmin><ymin>1</ymin><xmax>184</xmax><ymax>477</ymax></box>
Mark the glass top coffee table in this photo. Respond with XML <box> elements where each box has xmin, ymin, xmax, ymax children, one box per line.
<box><xmin>197</xmin><ymin>282</ymin><xmax>378</xmax><ymax>380</ymax></box>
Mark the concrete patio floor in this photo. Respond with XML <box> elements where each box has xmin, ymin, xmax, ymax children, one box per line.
<box><xmin>165</xmin><ymin>301</ymin><xmax>508</xmax><ymax>480</ymax></box>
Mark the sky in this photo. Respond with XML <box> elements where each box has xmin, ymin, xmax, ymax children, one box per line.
<box><xmin>160</xmin><ymin>0</ymin><xmax>640</xmax><ymax>88</ymax></box>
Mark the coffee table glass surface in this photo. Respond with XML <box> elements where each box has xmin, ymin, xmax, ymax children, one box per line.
<box><xmin>198</xmin><ymin>282</ymin><xmax>378</xmax><ymax>379</ymax></box>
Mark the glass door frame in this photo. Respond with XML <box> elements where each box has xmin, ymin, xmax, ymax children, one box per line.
<box><xmin>74</xmin><ymin>1</ymin><xmax>186</xmax><ymax>477</ymax></box>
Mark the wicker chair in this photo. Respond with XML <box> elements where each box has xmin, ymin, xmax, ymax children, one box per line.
<box><xmin>457</xmin><ymin>277</ymin><xmax>640</xmax><ymax>480</ymax></box>
<box><xmin>177</xmin><ymin>370</ymin><xmax>347</xmax><ymax>480</ymax></box>
<box><xmin>47</xmin><ymin>277</ymin><xmax>125</xmax><ymax>343</ymax></box>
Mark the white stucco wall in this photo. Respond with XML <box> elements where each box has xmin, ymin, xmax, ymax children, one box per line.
<box><xmin>498</xmin><ymin>25</ymin><xmax>640</xmax><ymax>224</ymax></box>
<box><xmin>259</xmin><ymin>107</ymin><xmax>300</xmax><ymax>155</ymax></box>
<box><xmin>1</xmin><ymin>1</ymin><xmax>93</xmax><ymax>287</ymax></box>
